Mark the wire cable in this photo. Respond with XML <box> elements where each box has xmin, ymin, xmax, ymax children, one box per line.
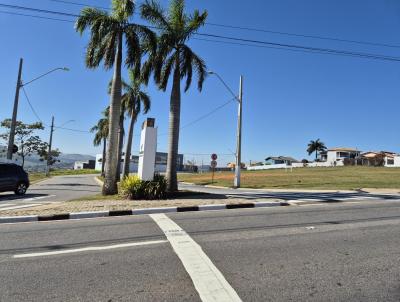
<box><xmin>21</xmin><ymin>86</ymin><xmax>45</xmax><ymax>124</ymax></box>
<box><xmin>1</xmin><ymin>4</ymin><xmax>400</xmax><ymax>62</ymax></box>
<box><xmin>157</xmin><ymin>97</ymin><xmax>236</xmax><ymax>137</ymax></box>
<box><xmin>46</xmin><ymin>0</ymin><xmax>400</xmax><ymax>49</ymax></box>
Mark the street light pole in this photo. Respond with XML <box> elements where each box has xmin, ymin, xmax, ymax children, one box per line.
<box><xmin>45</xmin><ymin>116</ymin><xmax>55</xmax><ymax>176</ymax></box>
<box><xmin>7</xmin><ymin>58</ymin><xmax>23</xmax><ymax>160</ymax></box>
<box><xmin>208</xmin><ymin>71</ymin><xmax>243</xmax><ymax>188</ymax></box>
<box><xmin>234</xmin><ymin>76</ymin><xmax>243</xmax><ymax>188</ymax></box>
<box><xmin>6</xmin><ymin>60</ymin><xmax>69</xmax><ymax>162</ymax></box>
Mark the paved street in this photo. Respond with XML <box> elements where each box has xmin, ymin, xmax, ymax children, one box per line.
<box><xmin>0</xmin><ymin>175</ymin><xmax>100</xmax><ymax>212</ymax></box>
<box><xmin>180</xmin><ymin>183</ymin><xmax>400</xmax><ymax>204</ymax></box>
<box><xmin>1</xmin><ymin>200</ymin><xmax>400</xmax><ymax>301</ymax></box>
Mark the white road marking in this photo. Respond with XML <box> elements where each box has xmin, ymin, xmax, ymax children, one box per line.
<box><xmin>22</xmin><ymin>195</ymin><xmax>56</xmax><ymax>202</ymax></box>
<box><xmin>150</xmin><ymin>213</ymin><xmax>242</xmax><ymax>302</ymax></box>
<box><xmin>0</xmin><ymin>204</ymin><xmax>15</xmax><ymax>208</ymax></box>
<box><xmin>13</xmin><ymin>240</ymin><xmax>167</xmax><ymax>258</ymax></box>
<box><xmin>0</xmin><ymin>204</ymin><xmax>41</xmax><ymax>211</ymax></box>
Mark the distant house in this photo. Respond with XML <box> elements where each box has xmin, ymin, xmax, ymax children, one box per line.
<box><xmin>74</xmin><ymin>160</ymin><xmax>96</xmax><ymax>170</ymax></box>
<box><xmin>265</xmin><ymin>156</ymin><xmax>299</xmax><ymax>165</ymax></box>
<box><xmin>362</xmin><ymin>151</ymin><xmax>400</xmax><ymax>167</ymax></box>
<box><xmin>319</xmin><ymin>148</ymin><xmax>361</xmax><ymax>165</ymax></box>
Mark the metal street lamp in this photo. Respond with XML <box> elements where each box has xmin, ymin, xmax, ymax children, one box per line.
<box><xmin>208</xmin><ymin>71</ymin><xmax>243</xmax><ymax>188</ymax></box>
<box><xmin>7</xmin><ymin>58</ymin><xmax>69</xmax><ymax>160</ymax></box>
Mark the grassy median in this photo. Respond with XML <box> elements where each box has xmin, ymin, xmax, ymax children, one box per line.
<box><xmin>178</xmin><ymin>166</ymin><xmax>400</xmax><ymax>190</ymax></box>
<box><xmin>28</xmin><ymin>169</ymin><xmax>99</xmax><ymax>184</ymax></box>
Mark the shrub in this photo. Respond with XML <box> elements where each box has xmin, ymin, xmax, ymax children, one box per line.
<box><xmin>144</xmin><ymin>174</ymin><xmax>168</xmax><ymax>200</ymax></box>
<box><xmin>119</xmin><ymin>174</ymin><xmax>167</xmax><ymax>200</ymax></box>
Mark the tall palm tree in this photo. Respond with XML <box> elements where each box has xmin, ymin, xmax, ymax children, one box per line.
<box><xmin>141</xmin><ymin>0</ymin><xmax>208</xmax><ymax>192</ymax></box>
<box><xmin>121</xmin><ymin>71</ymin><xmax>151</xmax><ymax>178</ymax></box>
<box><xmin>75</xmin><ymin>0</ymin><xmax>156</xmax><ymax>195</ymax></box>
<box><xmin>307</xmin><ymin>139</ymin><xmax>327</xmax><ymax>160</ymax></box>
<box><xmin>90</xmin><ymin>109</ymin><xmax>109</xmax><ymax>177</ymax></box>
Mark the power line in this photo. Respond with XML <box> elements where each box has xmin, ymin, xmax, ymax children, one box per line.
<box><xmin>157</xmin><ymin>97</ymin><xmax>236</xmax><ymax>137</ymax></box>
<box><xmin>0</xmin><ymin>10</ymin><xmax>74</xmax><ymax>22</ymax></box>
<box><xmin>53</xmin><ymin>126</ymin><xmax>91</xmax><ymax>133</ymax></box>
<box><xmin>0</xmin><ymin>3</ymin><xmax>78</xmax><ymax>17</ymax></box>
<box><xmin>21</xmin><ymin>87</ymin><xmax>91</xmax><ymax>133</ymax></box>
<box><xmin>2</xmin><ymin>7</ymin><xmax>397</xmax><ymax>61</ymax></box>
<box><xmin>192</xmin><ymin>37</ymin><xmax>385</xmax><ymax>60</ymax></box>
<box><xmin>1</xmin><ymin>3</ymin><xmax>400</xmax><ymax>63</ymax></box>
<box><xmin>21</xmin><ymin>86</ymin><xmax>44</xmax><ymax>124</ymax></box>
<box><xmin>48</xmin><ymin>0</ymin><xmax>108</xmax><ymax>10</ymax></box>
<box><xmin>46</xmin><ymin>0</ymin><xmax>400</xmax><ymax>50</ymax></box>
<box><xmin>205</xmin><ymin>22</ymin><xmax>400</xmax><ymax>50</ymax></box>
<box><xmin>196</xmin><ymin>32</ymin><xmax>400</xmax><ymax>62</ymax></box>
<box><xmin>180</xmin><ymin>98</ymin><xmax>236</xmax><ymax>130</ymax></box>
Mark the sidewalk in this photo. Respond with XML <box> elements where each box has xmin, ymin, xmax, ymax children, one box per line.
<box><xmin>0</xmin><ymin>195</ymin><xmax>283</xmax><ymax>217</ymax></box>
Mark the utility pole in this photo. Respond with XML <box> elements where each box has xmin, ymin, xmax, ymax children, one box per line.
<box><xmin>234</xmin><ymin>76</ymin><xmax>243</xmax><ymax>188</ymax></box>
<box><xmin>7</xmin><ymin>58</ymin><xmax>23</xmax><ymax>160</ymax></box>
<box><xmin>45</xmin><ymin>116</ymin><xmax>55</xmax><ymax>176</ymax></box>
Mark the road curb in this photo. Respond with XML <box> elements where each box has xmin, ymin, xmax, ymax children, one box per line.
<box><xmin>93</xmin><ymin>176</ymin><xmax>104</xmax><ymax>186</ymax></box>
<box><xmin>0</xmin><ymin>201</ymin><xmax>288</xmax><ymax>224</ymax></box>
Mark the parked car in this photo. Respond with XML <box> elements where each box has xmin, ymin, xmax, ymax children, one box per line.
<box><xmin>0</xmin><ymin>164</ymin><xmax>30</xmax><ymax>195</ymax></box>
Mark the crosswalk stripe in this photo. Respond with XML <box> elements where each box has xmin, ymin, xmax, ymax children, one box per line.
<box><xmin>150</xmin><ymin>213</ymin><xmax>242</xmax><ymax>302</ymax></box>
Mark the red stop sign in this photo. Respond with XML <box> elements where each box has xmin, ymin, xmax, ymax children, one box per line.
<box><xmin>211</xmin><ymin>153</ymin><xmax>218</xmax><ymax>161</ymax></box>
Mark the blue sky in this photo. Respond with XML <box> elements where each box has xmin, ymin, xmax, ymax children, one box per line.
<box><xmin>1</xmin><ymin>0</ymin><xmax>400</xmax><ymax>165</ymax></box>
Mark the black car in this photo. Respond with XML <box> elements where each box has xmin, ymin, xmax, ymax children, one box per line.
<box><xmin>0</xmin><ymin>164</ymin><xmax>30</xmax><ymax>195</ymax></box>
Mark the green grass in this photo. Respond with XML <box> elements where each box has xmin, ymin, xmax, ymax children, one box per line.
<box><xmin>178</xmin><ymin>166</ymin><xmax>400</xmax><ymax>190</ymax></box>
<box><xmin>29</xmin><ymin>173</ymin><xmax>49</xmax><ymax>184</ymax></box>
<box><xmin>50</xmin><ymin>169</ymin><xmax>99</xmax><ymax>176</ymax></box>
<box><xmin>29</xmin><ymin>169</ymin><xmax>99</xmax><ymax>184</ymax></box>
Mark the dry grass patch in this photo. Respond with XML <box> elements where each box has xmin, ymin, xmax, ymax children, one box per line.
<box><xmin>179</xmin><ymin>166</ymin><xmax>400</xmax><ymax>190</ymax></box>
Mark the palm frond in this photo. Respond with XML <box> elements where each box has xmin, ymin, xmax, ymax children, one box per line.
<box><xmin>112</xmin><ymin>0</ymin><xmax>135</xmax><ymax>22</ymax></box>
<box><xmin>140</xmin><ymin>0</ymin><xmax>171</xmax><ymax>31</ymax></box>
<box><xmin>75</xmin><ymin>8</ymin><xmax>110</xmax><ymax>34</ymax></box>
<box><xmin>160</xmin><ymin>52</ymin><xmax>177</xmax><ymax>91</ymax></box>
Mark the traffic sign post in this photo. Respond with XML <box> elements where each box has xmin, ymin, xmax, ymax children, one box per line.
<box><xmin>210</xmin><ymin>154</ymin><xmax>218</xmax><ymax>184</ymax></box>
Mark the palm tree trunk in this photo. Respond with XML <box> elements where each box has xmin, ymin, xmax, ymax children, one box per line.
<box><xmin>116</xmin><ymin>115</ymin><xmax>124</xmax><ymax>182</ymax></box>
<box><xmin>315</xmin><ymin>150</ymin><xmax>318</xmax><ymax>161</ymax></box>
<box><xmin>123</xmin><ymin>113</ymin><xmax>136</xmax><ymax>178</ymax></box>
<box><xmin>101</xmin><ymin>137</ymin><xmax>106</xmax><ymax>177</ymax></box>
<box><xmin>166</xmin><ymin>62</ymin><xmax>181</xmax><ymax>193</ymax></box>
<box><xmin>102</xmin><ymin>32</ymin><xmax>123</xmax><ymax>195</ymax></box>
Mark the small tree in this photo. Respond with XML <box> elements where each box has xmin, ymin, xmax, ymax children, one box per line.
<box><xmin>38</xmin><ymin>148</ymin><xmax>61</xmax><ymax>168</ymax></box>
<box><xmin>0</xmin><ymin>119</ymin><xmax>46</xmax><ymax>167</ymax></box>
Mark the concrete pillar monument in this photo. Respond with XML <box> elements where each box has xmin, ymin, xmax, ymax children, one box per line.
<box><xmin>138</xmin><ymin>118</ymin><xmax>157</xmax><ymax>181</ymax></box>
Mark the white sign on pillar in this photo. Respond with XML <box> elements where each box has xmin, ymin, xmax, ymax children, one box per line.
<box><xmin>138</xmin><ymin>118</ymin><xmax>157</xmax><ymax>181</ymax></box>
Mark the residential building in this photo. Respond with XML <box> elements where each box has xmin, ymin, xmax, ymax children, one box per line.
<box><xmin>74</xmin><ymin>160</ymin><xmax>96</xmax><ymax>170</ymax></box>
<box><xmin>362</xmin><ymin>151</ymin><xmax>400</xmax><ymax>167</ymax></box>
<box><xmin>265</xmin><ymin>156</ymin><xmax>299</xmax><ymax>165</ymax></box>
<box><xmin>319</xmin><ymin>148</ymin><xmax>361</xmax><ymax>165</ymax></box>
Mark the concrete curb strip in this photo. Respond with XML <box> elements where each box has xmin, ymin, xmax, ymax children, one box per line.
<box><xmin>0</xmin><ymin>201</ymin><xmax>285</xmax><ymax>224</ymax></box>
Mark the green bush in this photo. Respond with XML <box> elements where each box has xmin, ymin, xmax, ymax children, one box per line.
<box><xmin>119</xmin><ymin>174</ymin><xmax>167</xmax><ymax>200</ymax></box>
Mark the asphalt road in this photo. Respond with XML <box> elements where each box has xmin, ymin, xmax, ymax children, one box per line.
<box><xmin>0</xmin><ymin>175</ymin><xmax>101</xmax><ymax>212</ymax></box>
<box><xmin>180</xmin><ymin>183</ymin><xmax>400</xmax><ymax>204</ymax></box>
<box><xmin>1</xmin><ymin>200</ymin><xmax>400</xmax><ymax>301</ymax></box>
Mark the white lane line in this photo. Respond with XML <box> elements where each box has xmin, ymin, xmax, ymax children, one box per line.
<box><xmin>0</xmin><ymin>204</ymin><xmax>41</xmax><ymax>211</ymax></box>
<box><xmin>13</xmin><ymin>240</ymin><xmax>167</xmax><ymax>258</ymax></box>
<box><xmin>22</xmin><ymin>195</ymin><xmax>56</xmax><ymax>202</ymax></box>
<box><xmin>150</xmin><ymin>213</ymin><xmax>242</xmax><ymax>302</ymax></box>
<box><xmin>0</xmin><ymin>204</ymin><xmax>15</xmax><ymax>208</ymax></box>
